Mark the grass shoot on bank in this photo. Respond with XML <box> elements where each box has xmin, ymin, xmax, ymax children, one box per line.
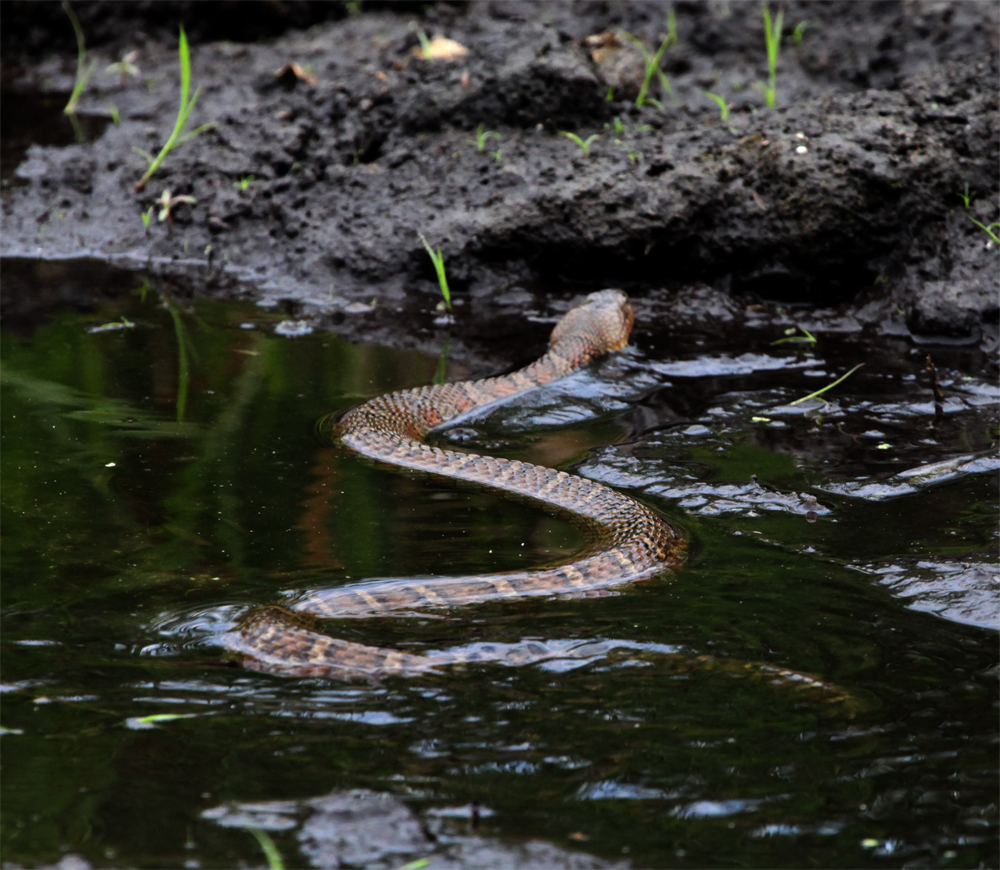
<box><xmin>560</xmin><ymin>131</ymin><xmax>600</xmax><ymax>158</ymax></box>
<box><xmin>474</xmin><ymin>123</ymin><xmax>501</xmax><ymax>152</ymax></box>
<box><xmin>247</xmin><ymin>829</ymin><xmax>284</xmax><ymax>870</ymax></box>
<box><xmin>758</xmin><ymin>3</ymin><xmax>784</xmax><ymax>108</ymax></box>
<box><xmin>62</xmin><ymin>1</ymin><xmax>97</xmax><ymax>115</ymax></box>
<box><xmin>622</xmin><ymin>12</ymin><xmax>677</xmax><ymax>110</ymax></box>
<box><xmin>106</xmin><ymin>50</ymin><xmax>141</xmax><ymax>87</ymax></box>
<box><xmin>703</xmin><ymin>91</ymin><xmax>730</xmax><ymax>120</ymax></box>
<box><xmin>414</xmin><ymin>27</ymin><xmax>434</xmax><ymax>59</ymax></box>
<box><xmin>419</xmin><ymin>233</ymin><xmax>452</xmax><ymax>311</ymax></box>
<box><xmin>969</xmin><ymin>218</ymin><xmax>1000</xmax><ymax>245</ymax></box>
<box><xmin>133</xmin><ymin>27</ymin><xmax>215</xmax><ymax>192</ymax></box>
<box><xmin>156</xmin><ymin>189</ymin><xmax>196</xmax><ymax>231</ymax></box>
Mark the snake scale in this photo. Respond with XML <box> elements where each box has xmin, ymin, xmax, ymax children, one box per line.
<box><xmin>224</xmin><ymin>290</ymin><xmax>692</xmax><ymax>678</ymax></box>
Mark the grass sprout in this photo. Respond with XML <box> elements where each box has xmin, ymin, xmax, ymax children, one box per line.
<box><xmin>788</xmin><ymin>363</ymin><xmax>863</xmax><ymax>407</ymax></box>
<box><xmin>140</xmin><ymin>206</ymin><xmax>154</xmax><ymax>230</ymax></box>
<box><xmin>234</xmin><ymin>175</ymin><xmax>255</xmax><ymax>191</ymax></box>
<box><xmin>107</xmin><ymin>50</ymin><xmax>140</xmax><ymax>87</ymax></box>
<box><xmin>614</xmin><ymin>139</ymin><xmax>642</xmax><ymax>163</ymax></box>
<box><xmin>133</xmin><ymin>27</ymin><xmax>215</xmax><ymax>192</ymax></box>
<box><xmin>957</xmin><ymin>184</ymin><xmax>976</xmax><ymax>208</ymax></box>
<box><xmin>560</xmin><ymin>131</ymin><xmax>600</xmax><ymax>158</ymax></box>
<box><xmin>969</xmin><ymin>218</ymin><xmax>1000</xmax><ymax>245</ymax></box>
<box><xmin>622</xmin><ymin>14</ymin><xmax>677</xmax><ymax>109</ymax></box>
<box><xmin>474</xmin><ymin>123</ymin><xmax>501</xmax><ymax>151</ymax></box>
<box><xmin>792</xmin><ymin>20</ymin><xmax>812</xmax><ymax>43</ymax></box>
<box><xmin>758</xmin><ymin>3</ymin><xmax>784</xmax><ymax>108</ymax></box>
<box><xmin>107</xmin><ymin>104</ymin><xmax>120</xmax><ymax>124</ymax></box>
<box><xmin>248</xmin><ymin>829</ymin><xmax>284</xmax><ymax>870</ymax></box>
<box><xmin>771</xmin><ymin>325</ymin><xmax>816</xmax><ymax>345</ymax></box>
<box><xmin>415</xmin><ymin>27</ymin><xmax>433</xmax><ymax>59</ymax></box>
<box><xmin>419</xmin><ymin>233</ymin><xmax>451</xmax><ymax>311</ymax></box>
<box><xmin>703</xmin><ymin>91</ymin><xmax>730</xmax><ymax>120</ymax></box>
<box><xmin>156</xmin><ymin>189</ymin><xmax>196</xmax><ymax>231</ymax></box>
<box><xmin>62</xmin><ymin>1</ymin><xmax>97</xmax><ymax>115</ymax></box>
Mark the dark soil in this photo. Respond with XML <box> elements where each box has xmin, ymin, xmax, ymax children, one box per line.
<box><xmin>1</xmin><ymin>0</ymin><xmax>998</xmax><ymax>363</ymax></box>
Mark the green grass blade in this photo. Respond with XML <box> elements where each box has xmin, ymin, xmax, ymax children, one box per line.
<box><xmin>788</xmin><ymin>363</ymin><xmax>863</xmax><ymax>406</ymax></box>
<box><xmin>178</xmin><ymin>27</ymin><xmax>191</xmax><ymax>110</ymax></box>
<box><xmin>969</xmin><ymin>218</ymin><xmax>1000</xmax><ymax>244</ymax></box>
<box><xmin>632</xmin><ymin>29</ymin><xmax>673</xmax><ymax>108</ymax></box>
<box><xmin>419</xmin><ymin>233</ymin><xmax>451</xmax><ymax>310</ymax></box>
<box><xmin>136</xmin><ymin>27</ymin><xmax>213</xmax><ymax>191</ymax></box>
<box><xmin>63</xmin><ymin>2</ymin><xmax>96</xmax><ymax>114</ymax></box>
<box><xmin>131</xmin><ymin>146</ymin><xmax>155</xmax><ymax>164</ymax></box>
<box><xmin>762</xmin><ymin>3</ymin><xmax>784</xmax><ymax>107</ymax></box>
<box><xmin>247</xmin><ymin>829</ymin><xmax>284</xmax><ymax>870</ymax></box>
<box><xmin>703</xmin><ymin>91</ymin><xmax>729</xmax><ymax>120</ymax></box>
<box><xmin>177</xmin><ymin>122</ymin><xmax>217</xmax><ymax>146</ymax></box>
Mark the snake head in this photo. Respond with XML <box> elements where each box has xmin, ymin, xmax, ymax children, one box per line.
<box><xmin>549</xmin><ymin>289</ymin><xmax>635</xmax><ymax>353</ymax></box>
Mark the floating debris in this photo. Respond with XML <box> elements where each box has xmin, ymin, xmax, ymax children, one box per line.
<box><xmin>274</xmin><ymin>320</ymin><xmax>316</xmax><ymax>337</ymax></box>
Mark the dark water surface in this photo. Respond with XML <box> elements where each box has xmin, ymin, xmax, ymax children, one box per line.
<box><xmin>1</xmin><ymin>263</ymin><xmax>997</xmax><ymax>869</ymax></box>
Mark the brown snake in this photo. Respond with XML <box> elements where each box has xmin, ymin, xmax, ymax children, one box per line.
<box><xmin>221</xmin><ymin>291</ymin><xmax>852</xmax><ymax>708</ymax></box>
<box><xmin>224</xmin><ymin>290</ymin><xmax>689</xmax><ymax>676</ymax></box>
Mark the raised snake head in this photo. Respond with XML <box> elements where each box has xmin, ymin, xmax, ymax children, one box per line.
<box><xmin>548</xmin><ymin>289</ymin><xmax>635</xmax><ymax>354</ymax></box>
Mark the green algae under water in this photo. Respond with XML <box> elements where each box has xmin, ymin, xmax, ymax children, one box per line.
<box><xmin>1</xmin><ymin>267</ymin><xmax>997</xmax><ymax>869</ymax></box>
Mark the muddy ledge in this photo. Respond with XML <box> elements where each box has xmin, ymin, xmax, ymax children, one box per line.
<box><xmin>2</xmin><ymin>1</ymin><xmax>997</xmax><ymax>358</ymax></box>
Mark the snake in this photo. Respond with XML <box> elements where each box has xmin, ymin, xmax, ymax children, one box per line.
<box><xmin>223</xmin><ymin>290</ymin><xmax>689</xmax><ymax>676</ymax></box>
<box><xmin>220</xmin><ymin>290</ymin><xmax>852</xmax><ymax>709</ymax></box>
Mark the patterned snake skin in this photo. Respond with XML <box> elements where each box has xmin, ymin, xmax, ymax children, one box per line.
<box><xmin>222</xmin><ymin>290</ymin><xmax>853</xmax><ymax>708</ymax></box>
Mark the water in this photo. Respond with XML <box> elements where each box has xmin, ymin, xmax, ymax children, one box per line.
<box><xmin>1</xmin><ymin>260</ymin><xmax>996</xmax><ymax>869</ymax></box>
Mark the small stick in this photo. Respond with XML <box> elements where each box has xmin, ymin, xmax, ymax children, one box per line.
<box><xmin>925</xmin><ymin>354</ymin><xmax>945</xmax><ymax>423</ymax></box>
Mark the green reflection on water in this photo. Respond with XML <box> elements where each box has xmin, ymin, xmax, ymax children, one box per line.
<box><xmin>1</xmin><ymin>276</ymin><xmax>996</xmax><ymax>870</ymax></box>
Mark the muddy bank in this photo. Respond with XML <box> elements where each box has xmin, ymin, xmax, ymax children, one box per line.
<box><xmin>2</xmin><ymin>1</ymin><xmax>998</xmax><ymax>359</ymax></box>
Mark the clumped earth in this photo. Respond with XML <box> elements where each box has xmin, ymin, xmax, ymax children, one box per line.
<box><xmin>2</xmin><ymin>0</ymin><xmax>998</xmax><ymax>362</ymax></box>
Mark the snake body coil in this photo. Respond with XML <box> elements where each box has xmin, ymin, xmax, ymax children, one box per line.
<box><xmin>226</xmin><ymin>290</ymin><xmax>687</xmax><ymax>678</ymax></box>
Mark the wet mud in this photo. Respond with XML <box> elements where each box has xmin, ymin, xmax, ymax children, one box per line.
<box><xmin>2</xmin><ymin>0</ymin><xmax>998</xmax><ymax>355</ymax></box>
